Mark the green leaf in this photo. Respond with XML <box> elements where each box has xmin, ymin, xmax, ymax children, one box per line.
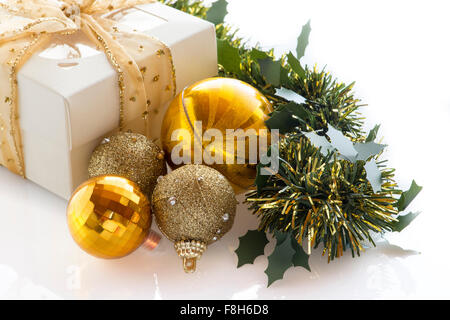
<box><xmin>291</xmin><ymin>237</ymin><xmax>311</xmax><ymax>271</ymax></box>
<box><xmin>249</xmin><ymin>48</ymin><xmax>270</xmax><ymax>61</ymax></box>
<box><xmin>303</xmin><ymin>130</ymin><xmax>335</xmax><ymax>156</ymax></box>
<box><xmin>266</xmin><ymin>102</ymin><xmax>311</xmax><ymax>134</ymax></box>
<box><xmin>354</xmin><ymin>141</ymin><xmax>386</xmax><ymax>161</ymax></box>
<box><xmin>305</xmin><ymin>124</ymin><xmax>385</xmax><ymax>162</ymax></box>
<box><xmin>366</xmin><ymin>124</ymin><xmax>380</xmax><ymax>142</ymax></box>
<box><xmin>274</xmin><ymin>230</ymin><xmax>288</xmax><ymax>246</ymax></box>
<box><xmin>304</xmin><ymin>125</ymin><xmax>386</xmax><ymax>192</ymax></box>
<box><xmin>206</xmin><ymin>0</ymin><xmax>228</xmax><ymax>25</ymax></box>
<box><xmin>235</xmin><ymin>230</ymin><xmax>269</xmax><ymax>268</ymax></box>
<box><xmin>258</xmin><ymin>58</ymin><xmax>282</xmax><ymax>87</ymax></box>
<box><xmin>397</xmin><ymin>180</ymin><xmax>422</xmax><ymax>211</ymax></box>
<box><xmin>250</xmin><ymin>49</ymin><xmax>283</xmax><ymax>86</ymax></box>
<box><xmin>280</xmin><ymin>66</ymin><xmax>291</xmax><ymax>87</ymax></box>
<box><xmin>296</xmin><ymin>20</ymin><xmax>311</xmax><ymax>59</ymax></box>
<box><xmin>391</xmin><ymin>212</ymin><xmax>420</xmax><ymax>232</ymax></box>
<box><xmin>287</xmin><ymin>52</ymin><xmax>305</xmax><ymax>78</ymax></box>
<box><xmin>265</xmin><ymin>232</ymin><xmax>295</xmax><ymax>287</ymax></box>
<box><xmin>326</xmin><ymin>124</ymin><xmax>358</xmax><ymax>161</ymax></box>
<box><xmin>255</xmin><ymin>162</ymin><xmax>270</xmax><ymax>192</ymax></box>
<box><xmin>275</xmin><ymin>87</ymin><xmax>306</xmax><ymax>104</ymax></box>
<box><xmin>217</xmin><ymin>39</ymin><xmax>242</xmax><ymax>76</ymax></box>
<box><xmin>266</xmin><ymin>104</ymin><xmax>299</xmax><ymax>133</ymax></box>
<box><xmin>364</xmin><ymin>159</ymin><xmax>382</xmax><ymax>193</ymax></box>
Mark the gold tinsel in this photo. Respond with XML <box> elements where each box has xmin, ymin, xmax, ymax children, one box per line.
<box><xmin>88</xmin><ymin>132</ymin><xmax>166</xmax><ymax>197</ymax></box>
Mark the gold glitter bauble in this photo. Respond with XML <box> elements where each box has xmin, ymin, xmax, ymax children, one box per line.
<box><xmin>161</xmin><ymin>77</ymin><xmax>272</xmax><ymax>192</ymax></box>
<box><xmin>88</xmin><ymin>132</ymin><xmax>167</xmax><ymax>197</ymax></box>
<box><xmin>67</xmin><ymin>175</ymin><xmax>151</xmax><ymax>259</ymax></box>
<box><xmin>152</xmin><ymin>164</ymin><xmax>237</xmax><ymax>272</ymax></box>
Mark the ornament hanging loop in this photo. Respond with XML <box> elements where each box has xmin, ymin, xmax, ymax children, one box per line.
<box><xmin>183</xmin><ymin>257</ymin><xmax>197</xmax><ymax>273</ymax></box>
<box><xmin>175</xmin><ymin>240</ymin><xmax>207</xmax><ymax>273</ymax></box>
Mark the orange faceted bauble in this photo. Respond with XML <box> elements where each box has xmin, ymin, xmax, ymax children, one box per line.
<box><xmin>67</xmin><ymin>175</ymin><xmax>152</xmax><ymax>259</ymax></box>
<box><xmin>161</xmin><ymin>77</ymin><xmax>273</xmax><ymax>191</ymax></box>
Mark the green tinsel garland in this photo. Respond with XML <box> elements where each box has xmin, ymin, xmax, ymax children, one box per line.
<box><xmin>247</xmin><ymin>132</ymin><xmax>400</xmax><ymax>262</ymax></box>
<box><xmin>161</xmin><ymin>0</ymin><xmax>422</xmax><ymax>286</ymax></box>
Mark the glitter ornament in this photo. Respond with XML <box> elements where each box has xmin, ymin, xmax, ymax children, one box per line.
<box><xmin>152</xmin><ymin>164</ymin><xmax>237</xmax><ymax>272</ymax></box>
<box><xmin>67</xmin><ymin>175</ymin><xmax>152</xmax><ymax>259</ymax></box>
<box><xmin>88</xmin><ymin>132</ymin><xmax>166</xmax><ymax>197</ymax></box>
<box><xmin>160</xmin><ymin>77</ymin><xmax>272</xmax><ymax>192</ymax></box>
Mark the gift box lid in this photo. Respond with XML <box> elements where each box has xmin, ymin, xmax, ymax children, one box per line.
<box><xmin>17</xmin><ymin>2</ymin><xmax>217</xmax><ymax>150</ymax></box>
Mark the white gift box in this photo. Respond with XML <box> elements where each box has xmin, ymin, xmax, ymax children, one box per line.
<box><xmin>14</xmin><ymin>2</ymin><xmax>218</xmax><ymax>199</ymax></box>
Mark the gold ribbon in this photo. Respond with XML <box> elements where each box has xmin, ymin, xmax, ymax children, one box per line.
<box><xmin>0</xmin><ymin>0</ymin><xmax>176</xmax><ymax>177</ymax></box>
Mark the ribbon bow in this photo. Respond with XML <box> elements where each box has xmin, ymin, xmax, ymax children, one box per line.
<box><xmin>0</xmin><ymin>0</ymin><xmax>176</xmax><ymax>176</ymax></box>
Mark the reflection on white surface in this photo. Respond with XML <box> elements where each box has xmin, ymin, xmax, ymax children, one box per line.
<box><xmin>66</xmin><ymin>264</ymin><xmax>83</xmax><ymax>291</ymax></box>
<box><xmin>0</xmin><ymin>265</ymin><xmax>18</xmax><ymax>297</ymax></box>
<box><xmin>0</xmin><ymin>0</ymin><xmax>449</xmax><ymax>299</ymax></box>
<box><xmin>231</xmin><ymin>284</ymin><xmax>262</xmax><ymax>300</ymax></box>
<box><xmin>0</xmin><ymin>265</ymin><xmax>61</xmax><ymax>299</ymax></box>
<box><xmin>153</xmin><ymin>274</ymin><xmax>163</xmax><ymax>300</ymax></box>
<box><xmin>17</xmin><ymin>279</ymin><xmax>62</xmax><ymax>300</ymax></box>
<box><xmin>0</xmin><ymin>163</ymin><xmax>439</xmax><ymax>299</ymax></box>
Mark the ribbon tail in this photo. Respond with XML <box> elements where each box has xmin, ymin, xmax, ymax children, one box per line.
<box><xmin>80</xmin><ymin>13</ymin><xmax>148</xmax><ymax>132</ymax></box>
<box><xmin>0</xmin><ymin>32</ymin><xmax>52</xmax><ymax>176</ymax></box>
<box><xmin>93</xmin><ymin>10</ymin><xmax>177</xmax><ymax>140</ymax></box>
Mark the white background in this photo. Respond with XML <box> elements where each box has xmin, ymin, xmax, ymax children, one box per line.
<box><xmin>0</xmin><ymin>0</ymin><xmax>449</xmax><ymax>299</ymax></box>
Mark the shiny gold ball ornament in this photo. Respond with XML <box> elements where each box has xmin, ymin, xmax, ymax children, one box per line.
<box><xmin>152</xmin><ymin>164</ymin><xmax>237</xmax><ymax>272</ymax></box>
<box><xmin>161</xmin><ymin>77</ymin><xmax>273</xmax><ymax>192</ymax></box>
<box><xmin>88</xmin><ymin>132</ymin><xmax>166</xmax><ymax>197</ymax></box>
<box><xmin>67</xmin><ymin>175</ymin><xmax>152</xmax><ymax>259</ymax></box>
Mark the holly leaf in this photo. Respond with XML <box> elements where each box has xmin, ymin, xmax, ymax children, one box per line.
<box><xmin>287</xmin><ymin>52</ymin><xmax>305</xmax><ymax>78</ymax></box>
<box><xmin>364</xmin><ymin>159</ymin><xmax>382</xmax><ymax>193</ymax></box>
<box><xmin>303</xmin><ymin>125</ymin><xmax>386</xmax><ymax>193</ymax></box>
<box><xmin>366</xmin><ymin>124</ymin><xmax>381</xmax><ymax>142</ymax></box>
<box><xmin>274</xmin><ymin>230</ymin><xmax>288</xmax><ymax>246</ymax></box>
<box><xmin>249</xmin><ymin>49</ymin><xmax>282</xmax><ymax>87</ymax></box>
<box><xmin>249</xmin><ymin>48</ymin><xmax>270</xmax><ymax>61</ymax></box>
<box><xmin>217</xmin><ymin>39</ymin><xmax>242</xmax><ymax>76</ymax></box>
<box><xmin>296</xmin><ymin>20</ymin><xmax>311</xmax><ymax>60</ymax></box>
<box><xmin>354</xmin><ymin>141</ymin><xmax>386</xmax><ymax>161</ymax></box>
<box><xmin>280</xmin><ymin>66</ymin><xmax>291</xmax><ymax>87</ymax></box>
<box><xmin>265</xmin><ymin>232</ymin><xmax>295</xmax><ymax>287</ymax></box>
<box><xmin>275</xmin><ymin>87</ymin><xmax>306</xmax><ymax>104</ymax></box>
<box><xmin>326</xmin><ymin>124</ymin><xmax>358</xmax><ymax>161</ymax></box>
<box><xmin>258</xmin><ymin>58</ymin><xmax>282</xmax><ymax>87</ymax></box>
<box><xmin>291</xmin><ymin>237</ymin><xmax>311</xmax><ymax>271</ymax></box>
<box><xmin>255</xmin><ymin>162</ymin><xmax>270</xmax><ymax>192</ymax></box>
<box><xmin>391</xmin><ymin>212</ymin><xmax>420</xmax><ymax>232</ymax></box>
<box><xmin>206</xmin><ymin>0</ymin><xmax>228</xmax><ymax>25</ymax></box>
<box><xmin>304</xmin><ymin>125</ymin><xmax>385</xmax><ymax>162</ymax></box>
<box><xmin>397</xmin><ymin>180</ymin><xmax>423</xmax><ymax>212</ymax></box>
<box><xmin>303</xmin><ymin>130</ymin><xmax>335</xmax><ymax>156</ymax></box>
<box><xmin>235</xmin><ymin>230</ymin><xmax>269</xmax><ymax>268</ymax></box>
<box><xmin>266</xmin><ymin>102</ymin><xmax>312</xmax><ymax>134</ymax></box>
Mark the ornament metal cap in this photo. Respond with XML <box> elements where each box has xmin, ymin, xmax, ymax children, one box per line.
<box><xmin>174</xmin><ymin>240</ymin><xmax>207</xmax><ymax>273</ymax></box>
<box><xmin>142</xmin><ymin>230</ymin><xmax>162</xmax><ymax>251</ymax></box>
